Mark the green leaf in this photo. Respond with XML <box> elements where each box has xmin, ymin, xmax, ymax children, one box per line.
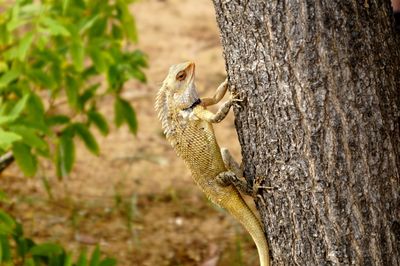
<box><xmin>88</xmin><ymin>16</ymin><xmax>107</xmax><ymax>37</ymax></box>
<box><xmin>24</xmin><ymin>258</ymin><xmax>36</xmax><ymax>266</ymax></box>
<box><xmin>114</xmin><ymin>98</ymin><xmax>137</xmax><ymax>135</ymax></box>
<box><xmin>107</xmin><ymin>65</ymin><xmax>122</xmax><ymax>91</ymax></box>
<box><xmin>0</xmin><ymin>191</ymin><xmax>7</xmax><ymax>202</ymax></box>
<box><xmin>12</xmin><ymin>142</ymin><xmax>37</xmax><ymax>176</ymax></box>
<box><xmin>111</xmin><ymin>24</ymin><xmax>123</xmax><ymax>39</ymax></box>
<box><xmin>30</xmin><ymin>243</ymin><xmax>63</xmax><ymax>257</ymax></box>
<box><xmin>124</xmin><ymin>17</ymin><xmax>138</xmax><ymax>43</ymax></box>
<box><xmin>41</xmin><ymin>17</ymin><xmax>70</xmax><ymax>36</ymax></box>
<box><xmin>117</xmin><ymin>1</ymin><xmax>138</xmax><ymax>42</ymax></box>
<box><xmin>0</xmin><ymin>24</ymin><xmax>8</xmax><ymax>45</ymax></box>
<box><xmin>15</xmin><ymin>234</ymin><xmax>34</xmax><ymax>258</ymax></box>
<box><xmin>80</xmin><ymin>15</ymin><xmax>100</xmax><ymax>35</ymax></box>
<box><xmin>7</xmin><ymin>19</ymin><xmax>29</xmax><ymax>32</ymax></box>
<box><xmin>70</xmin><ymin>39</ymin><xmax>84</xmax><ymax>71</ymax></box>
<box><xmin>65</xmin><ymin>75</ymin><xmax>79</xmax><ymax>109</ymax></box>
<box><xmin>88</xmin><ymin>47</ymin><xmax>107</xmax><ymax>73</ymax></box>
<box><xmin>7</xmin><ymin>4</ymin><xmax>21</xmax><ymax>32</ymax></box>
<box><xmin>50</xmin><ymin>61</ymin><xmax>62</xmax><ymax>84</ymax></box>
<box><xmin>26</xmin><ymin>69</ymin><xmax>56</xmax><ymax>89</ymax></box>
<box><xmin>9</xmin><ymin>94</ymin><xmax>30</xmax><ymax>117</ymax></box>
<box><xmin>25</xmin><ymin>93</ymin><xmax>49</xmax><ymax>135</ymax></box>
<box><xmin>0</xmin><ymin>129</ymin><xmax>22</xmax><ymax>150</ymax></box>
<box><xmin>14</xmin><ymin>117</ymin><xmax>49</xmax><ymax>137</ymax></box>
<box><xmin>0</xmin><ymin>61</ymin><xmax>8</xmax><ymax>73</ymax></box>
<box><xmin>78</xmin><ymin>83</ymin><xmax>99</xmax><ymax>111</ymax></box>
<box><xmin>0</xmin><ymin>94</ymin><xmax>31</xmax><ymax>125</ymax></box>
<box><xmin>18</xmin><ymin>32</ymin><xmax>34</xmax><ymax>61</ymax></box>
<box><xmin>76</xmin><ymin>249</ymin><xmax>88</xmax><ymax>266</ymax></box>
<box><xmin>20</xmin><ymin>239</ymin><xmax>35</xmax><ymax>260</ymax></box>
<box><xmin>127</xmin><ymin>66</ymin><xmax>146</xmax><ymax>82</ymax></box>
<box><xmin>129</xmin><ymin>50</ymin><xmax>147</xmax><ymax>67</ymax></box>
<box><xmin>62</xmin><ymin>0</ymin><xmax>71</xmax><ymax>14</ymax></box>
<box><xmin>114</xmin><ymin>98</ymin><xmax>124</xmax><ymax>128</ymax></box>
<box><xmin>8</xmin><ymin>125</ymin><xmax>48</xmax><ymax>151</ymax></box>
<box><xmin>0</xmin><ymin>211</ymin><xmax>15</xmax><ymax>235</ymax></box>
<box><xmin>14</xmin><ymin>222</ymin><xmax>25</xmax><ymax>238</ymax></box>
<box><xmin>56</xmin><ymin>134</ymin><xmax>75</xmax><ymax>177</ymax></box>
<box><xmin>64</xmin><ymin>252</ymin><xmax>73</xmax><ymax>266</ymax></box>
<box><xmin>73</xmin><ymin>123</ymin><xmax>99</xmax><ymax>155</ymax></box>
<box><xmin>0</xmin><ymin>115</ymin><xmax>17</xmax><ymax>126</ymax></box>
<box><xmin>0</xmin><ymin>235</ymin><xmax>11</xmax><ymax>262</ymax></box>
<box><xmin>89</xmin><ymin>246</ymin><xmax>100</xmax><ymax>266</ymax></box>
<box><xmin>28</xmin><ymin>92</ymin><xmax>45</xmax><ymax>118</ymax></box>
<box><xmin>0</xmin><ymin>69</ymin><xmax>20</xmax><ymax>89</ymax></box>
<box><xmin>99</xmin><ymin>258</ymin><xmax>117</xmax><ymax>266</ymax></box>
<box><xmin>81</xmin><ymin>65</ymin><xmax>97</xmax><ymax>79</ymax></box>
<box><xmin>46</xmin><ymin>115</ymin><xmax>70</xmax><ymax>126</ymax></box>
<box><xmin>20</xmin><ymin>3</ymin><xmax>42</xmax><ymax>16</ymax></box>
<box><xmin>88</xmin><ymin>111</ymin><xmax>109</xmax><ymax>136</ymax></box>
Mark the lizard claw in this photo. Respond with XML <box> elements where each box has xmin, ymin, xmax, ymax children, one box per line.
<box><xmin>230</xmin><ymin>91</ymin><xmax>243</xmax><ymax>101</ymax></box>
<box><xmin>230</xmin><ymin>92</ymin><xmax>243</xmax><ymax>109</ymax></box>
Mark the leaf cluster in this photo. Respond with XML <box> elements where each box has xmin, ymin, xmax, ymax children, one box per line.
<box><xmin>0</xmin><ymin>0</ymin><xmax>146</xmax><ymax>177</ymax></box>
<box><xmin>0</xmin><ymin>208</ymin><xmax>116</xmax><ymax>266</ymax></box>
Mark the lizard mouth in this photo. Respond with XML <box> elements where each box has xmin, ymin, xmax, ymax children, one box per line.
<box><xmin>185</xmin><ymin>61</ymin><xmax>195</xmax><ymax>83</ymax></box>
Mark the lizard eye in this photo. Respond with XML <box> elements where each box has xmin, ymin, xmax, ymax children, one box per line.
<box><xmin>176</xmin><ymin>71</ymin><xmax>186</xmax><ymax>81</ymax></box>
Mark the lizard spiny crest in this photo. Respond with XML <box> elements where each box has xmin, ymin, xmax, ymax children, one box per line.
<box><xmin>155</xmin><ymin>82</ymin><xmax>173</xmax><ymax>138</ymax></box>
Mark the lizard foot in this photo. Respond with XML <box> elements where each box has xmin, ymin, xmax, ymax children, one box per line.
<box><xmin>216</xmin><ymin>171</ymin><xmax>254</xmax><ymax>196</ymax></box>
<box><xmin>230</xmin><ymin>92</ymin><xmax>243</xmax><ymax>109</ymax></box>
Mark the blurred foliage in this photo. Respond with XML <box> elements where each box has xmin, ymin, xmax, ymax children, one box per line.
<box><xmin>0</xmin><ymin>208</ymin><xmax>117</xmax><ymax>266</ymax></box>
<box><xmin>0</xmin><ymin>0</ymin><xmax>146</xmax><ymax>177</ymax></box>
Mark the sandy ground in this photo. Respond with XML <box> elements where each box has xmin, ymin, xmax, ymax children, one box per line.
<box><xmin>1</xmin><ymin>0</ymin><xmax>260</xmax><ymax>265</ymax></box>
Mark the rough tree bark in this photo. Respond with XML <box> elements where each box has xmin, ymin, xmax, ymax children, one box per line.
<box><xmin>212</xmin><ymin>1</ymin><xmax>400</xmax><ymax>265</ymax></box>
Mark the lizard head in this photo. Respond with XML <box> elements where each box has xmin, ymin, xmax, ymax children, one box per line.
<box><xmin>162</xmin><ymin>61</ymin><xmax>199</xmax><ymax>110</ymax></box>
<box><xmin>155</xmin><ymin>61</ymin><xmax>199</xmax><ymax>138</ymax></box>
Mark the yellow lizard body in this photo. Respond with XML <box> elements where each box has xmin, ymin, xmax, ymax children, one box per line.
<box><xmin>155</xmin><ymin>62</ymin><xmax>270</xmax><ymax>266</ymax></box>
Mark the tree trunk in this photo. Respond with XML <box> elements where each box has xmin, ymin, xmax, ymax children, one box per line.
<box><xmin>212</xmin><ymin>1</ymin><xmax>400</xmax><ymax>265</ymax></box>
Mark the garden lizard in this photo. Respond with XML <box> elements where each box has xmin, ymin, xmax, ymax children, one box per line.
<box><xmin>155</xmin><ymin>62</ymin><xmax>270</xmax><ymax>266</ymax></box>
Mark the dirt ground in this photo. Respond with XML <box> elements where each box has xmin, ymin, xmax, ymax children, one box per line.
<box><xmin>1</xmin><ymin>0</ymin><xmax>261</xmax><ymax>265</ymax></box>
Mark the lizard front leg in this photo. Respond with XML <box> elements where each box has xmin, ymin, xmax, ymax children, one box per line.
<box><xmin>194</xmin><ymin>92</ymin><xmax>242</xmax><ymax>123</ymax></box>
<box><xmin>201</xmin><ymin>78</ymin><xmax>228</xmax><ymax>107</ymax></box>
<box><xmin>193</xmin><ymin>100</ymin><xmax>232</xmax><ymax>123</ymax></box>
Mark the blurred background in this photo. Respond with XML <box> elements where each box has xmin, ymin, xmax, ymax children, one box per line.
<box><xmin>0</xmin><ymin>0</ymin><xmax>259</xmax><ymax>265</ymax></box>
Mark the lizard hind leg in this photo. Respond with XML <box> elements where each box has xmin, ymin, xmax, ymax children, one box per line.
<box><xmin>221</xmin><ymin>147</ymin><xmax>243</xmax><ymax>177</ymax></box>
<box><xmin>216</xmin><ymin>171</ymin><xmax>254</xmax><ymax>196</ymax></box>
<box><xmin>219</xmin><ymin>148</ymin><xmax>253</xmax><ymax>196</ymax></box>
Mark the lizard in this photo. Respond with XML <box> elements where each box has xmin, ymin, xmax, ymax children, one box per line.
<box><xmin>155</xmin><ymin>61</ymin><xmax>270</xmax><ymax>266</ymax></box>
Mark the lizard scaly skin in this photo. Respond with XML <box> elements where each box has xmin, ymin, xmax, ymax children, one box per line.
<box><xmin>155</xmin><ymin>62</ymin><xmax>270</xmax><ymax>266</ymax></box>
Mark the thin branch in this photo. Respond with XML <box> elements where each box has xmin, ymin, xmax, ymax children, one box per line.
<box><xmin>0</xmin><ymin>152</ymin><xmax>14</xmax><ymax>174</ymax></box>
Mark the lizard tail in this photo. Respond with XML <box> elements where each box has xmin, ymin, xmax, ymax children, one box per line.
<box><xmin>225</xmin><ymin>188</ymin><xmax>271</xmax><ymax>266</ymax></box>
